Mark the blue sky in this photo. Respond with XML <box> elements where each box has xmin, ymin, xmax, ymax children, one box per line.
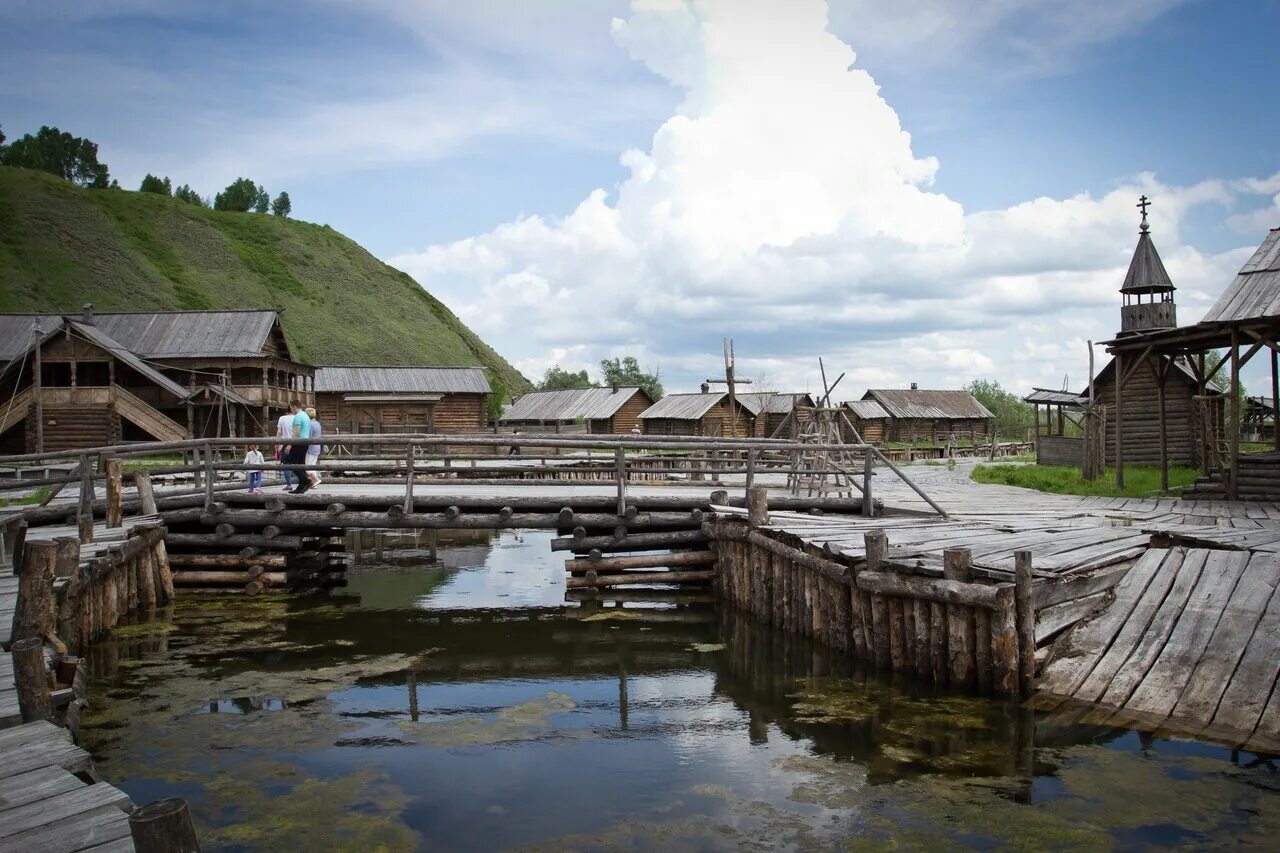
<box><xmin>2</xmin><ymin>0</ymin><xmax>1277</xmax><ymax>394</ymax></box>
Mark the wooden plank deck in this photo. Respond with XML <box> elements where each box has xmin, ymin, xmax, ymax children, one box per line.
<box><xmin>1039</xmin><ymin>548</ymin><xmax>1280</xmax><ymax>753</ymax></box>
<box><xmin>0</xmin><ymin>722</ymin><xmax>134</xmax><ymax>853</ymax></box>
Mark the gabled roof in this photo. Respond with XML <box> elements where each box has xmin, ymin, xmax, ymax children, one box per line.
<box><xmin>92</xmin><ymin>310</ymin><xmax>289</xmax><ymax>359</ymax></box>
<box><xmin>1121</xmin><ymin>230</ymin><xmax>1175</xmax><ymax>295</ymax></box>
<box><xmin>737</xmin><ymin>392</ymin><xmax>816</xmax><ymax>415</ymax></box>
<box><xmin>863</xmin><ymin>389</ymin><xmax>994</xmax><ymax>420</ymax></box>
<box><xmin>0</xmin><ymin>315</ymin><xmax>64</xmax><ymax>363</ymax></box>
<box><xmin>1201</xmin><ymin>228</ymin><xmax>1280</xmax><ymax>323</ymax></box>
<box><xmin>842</xmin><ymin>399</ymin><xmax>890</xmax><ymax>419</ymax></box>
<box><xmin>640</xmin><ymin>391</ymin><xmax>738</xmax><ymax>421</ymax></box>
<box><xmin>501</xmin><ymin>386</ymin><xmax>649</xmax><ymax>422</ymax></box>
<box><xmin>0</xmin><ymin>310</ymin><xmax>295</xmax><ymax>362</ymax></box>
<box><xmin>0</xmin><ymin>318</ymin><xmax>190</xmax><ymax>400</ymax></box>
<box><xmin>315</xmin><ymin>366</ymin><xmax>490</xmax><ymax>395</ymax></box>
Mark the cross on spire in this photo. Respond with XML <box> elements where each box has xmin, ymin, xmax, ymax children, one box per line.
<box><xmin>1137</xmin><ymin>194</ymin><xmax>1150</xmax><ymax>233</ymax></box>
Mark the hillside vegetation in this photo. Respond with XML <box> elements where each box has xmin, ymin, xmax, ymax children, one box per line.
<box><xmin>0</xmin><ymin>167</ymin><xmax>530</xmax><ymax>392</ymax></box>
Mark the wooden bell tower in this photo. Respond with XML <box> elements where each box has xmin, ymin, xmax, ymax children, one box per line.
<box><xmin>1119</xmin><ymin>195</ymin><xmax>1177</xmax><ymax>336</ymax></box>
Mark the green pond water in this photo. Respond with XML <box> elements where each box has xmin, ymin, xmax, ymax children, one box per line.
<box><xmin>81</xmin><ymin>529</ymin><xmax>1279</xmax><ymax>851</ymax></box>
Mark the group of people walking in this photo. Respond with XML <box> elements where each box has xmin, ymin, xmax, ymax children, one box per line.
<box><xmin>242</xmin><ymin>400</ymin><xmax>325</xmax><ymax>494</ymax></box>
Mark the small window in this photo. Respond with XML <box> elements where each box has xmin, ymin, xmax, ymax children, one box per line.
<box><xmin>76</xmin><ymin>362</ymin><xmax>110</xmax><ymax>386</ymax></box>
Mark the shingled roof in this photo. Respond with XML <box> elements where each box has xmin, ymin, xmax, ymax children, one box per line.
<box><xmin>640</xmin><ymin>392</ymin><xmax>732</xmax><ymax>421</ymax></box>
<box><xmin>501</xmin><ymin>387</ymin><xmax>649</xmax><ymax>422</ymax></box>
<box><xmin>1201</xmin><ymin>228</ymin><xmax>1280</xmax><ymax>323</ymax></box>
<box><xmin>862</xmin><ymin>389</ymin><xmax>994</xmax><ymax>420</ymax></box>
<box><xmin>315</xmin><ymin>366</ymin><xmax>490</xmax><ymax>395</ymax></box>
<box><xmin>1121</xmin><ymin>230</ymin><xmax>1175</xmax><ymax>295</ymax></box>
<box><xmin>737</xmin><ymin>392</ymin><xmax>815</xmax><ymax>415</ymax></box>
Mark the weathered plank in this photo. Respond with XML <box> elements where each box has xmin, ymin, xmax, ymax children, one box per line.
<box><xmin>1211</xmin><ymin>575</ymin><xmax>1280</xmax><ymax>735</ymax></box>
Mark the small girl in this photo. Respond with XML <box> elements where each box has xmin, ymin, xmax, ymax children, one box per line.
<box><xmin>244</xmin><ymin>444</ymin><xmax>265</xmax><ymax>494</ymax></box>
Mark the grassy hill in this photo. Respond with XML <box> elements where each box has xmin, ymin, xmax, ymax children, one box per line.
<box><xmin>0</xmin><ymin>167</ymin><xmax>530</xmax><ymax>392</ymax></box>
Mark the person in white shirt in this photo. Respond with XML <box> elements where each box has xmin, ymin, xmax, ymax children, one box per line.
<box><xmin>243</xmin><ymin>445</ymin><xmax>265</xmax><ymax>494</ymax></box>
<box><xmin>276</xmin><ymin>411</ymin><xmax>295</xmax><ymax>489</ymax></box>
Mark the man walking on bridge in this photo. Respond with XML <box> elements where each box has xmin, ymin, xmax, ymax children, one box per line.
<box><xmin>286</xmin><ymin>400</ymin><xmax>312</xmax><ymax>494</ymax></box>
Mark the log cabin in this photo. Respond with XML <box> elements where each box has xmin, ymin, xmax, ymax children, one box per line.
<box><xmin>313</xmin><ymin>366</ymin><xmax>491</xmax><ymax>434</ymax></box>
<box><xmin>840</xmin><ymin>400</ymin><xmax>890</xmax><ymax>444</ymax></box>
<box><xmin>499</xmin><ymin>386</ymin><xmax>654</xmax><ymax>434</ymax></box>
<box><xmin>0</xmin><ymin>307</ymin><xmax>314</xmax><ymax>451</ymax></box>
<box><xmin>639</xmin><ymin>391</ymin><xmax>756</xmax><ymax>437</ymax></box>
<box><xmin>737</xmin><ymin>393</ymin><xmax>817</xmax><ymax>438</ymax></box>
<box><xmin>859</xmin><ymin>386</ymin><xmax>993</xmax><ymax>444</ymax></box>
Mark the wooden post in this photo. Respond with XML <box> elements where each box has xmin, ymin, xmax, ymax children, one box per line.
<box><xmin>745</xmin><ymin>448</ymin><xmax>757</xmax><ymax>491</ymax></box>
<box><xmin>14</xmin><ymin>540</ymin><xmax>57</xmax><ymax>642</ymax></box>
<box><xmin>862</xmin><ymin>450</ymin><xmax>873</xmax><ymax>517</ymax></box>
<box><xmin>746</xmin><ymin>485</ymin><xmax>769</xmax><ymax>527</ymax></box>
<box><xmin>11</xmin><ymin>637</ymin><xmax>52</xmax><ymax>723</ymax></box>
<box><xmin>1114</xmin><ymin>352</ymin><xmax>1125</xmax><ymax>490</ymax></box>
<box><xmin>203</xmin><ymin>443</ymin><xmax>215</xmax><ymax>510</ymax></box>
<box><xmin>104</xmin><ymin>456</ymin><xmax>123</xmax><ymax>528</ymax></box>
<box><xmin>130</xmin><ymin>797</ymin><xmax>201</xmax><ymax>853</ymax></box>
<box><xmin>1272</xmin><ymin>346</ymin><xmax>1279</xmax><ymax>453</ymax></box>
<box><xmin>78</xmin><ymin>454</ymin><xmax>93</xmax><ymax>541</ymax></box>
<box><xmin>1229</xmin><ymin>328</ymin><xmax>1241</xmax><ymax>500</ymax></box>
<box><xmin>990</xmin><ymin>587</ymin><xmax>1019</xmax><ymax>697</ymax></box>
<box><xmin>1015</xmin><ymin>550</ymin><xmax>1035</xmax><ymax>698</ymax></box>
<box><xmin>8</xmin><ymin>520</ymin><xmax>26</xmax><ymax>578</ymax></box>
<box><xmin>135</xmin><ymin>470</ymin><xmax>158</xmax><ymax>515</ymax></box>
<box><xmin>1156</xmin><ymin>359</ymin><xmax>1169</xmax><ymax>491</ymax></box>
<box><xmin>33</xmin><ymin>325</ymin><xmax>44</xmax><ymax>453</ymax></box>
<box><xmin>615</xmin><ymin>446</ymin><xmax>626</xmax><ymax>517</ymax></box>
<box><xmin>864</xmin><ymin>530</ymin><xmax>889</xmax><ymax>669</ymax></box>
<box><xmin>942</xmin><ymin>547</ymin><xmax>975</xmax><ymax>687</ymax></box>
<box><xmin>1033</xmin><ymin>405</ymin><xmax>1040</xmax><ymax>463</ymax></box>
<box><xmin>403</xmin><ymin>443</ymin><xmax>415</xmax><ymax>514</ymax></box>
<box><xmin>52</xmin><ymin>536</ymin><xmax>79</xmax><ymax>579</ymax></box>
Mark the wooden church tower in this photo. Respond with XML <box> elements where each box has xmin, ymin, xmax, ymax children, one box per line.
<box><xmin>1118</xmin><ymin>195</ymin><xmax>1177</xmax><ymax>336</ymax></box>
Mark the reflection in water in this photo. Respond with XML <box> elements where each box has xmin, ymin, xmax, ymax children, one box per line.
<box><xmin>81</xmin><ymin>530</ymin><xmax>1279</xmax><ymax>851</ymax></box>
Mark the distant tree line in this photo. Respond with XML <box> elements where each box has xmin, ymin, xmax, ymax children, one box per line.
<box><xmin>1</xmin><ymin>123</ymin><xmax>291</xmax><ymax>217</ymax></box>
<box><xmin>538</xmin><ymin>357</ymin><xmax>664</xmax><ymax>401</ymax></box>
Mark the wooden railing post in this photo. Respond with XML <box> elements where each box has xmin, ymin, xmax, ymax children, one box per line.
<box><xmin>77</xmin><ymin>453</ymin><xmax>94</xmax><ymax>543</ymax></box>
<box><xmin>11</xmin><ymin>637</ymin><xmax>51</xmax><ymax>723</ymax></box>
<box><xmin>202</xmin><ymin>443</ymin><xmax>214</xmax><ymax>511</ymax></box>
<box><xmin>14</xmin><ymin>539</ymin><xmax>57</xmax><ymax>643</ymax></box>
<box><xmin>745</xmin><ymin>449</ymin><xmax>757</xmax><ymax>491</ymax></box>
<box><xmin>747</xmin><ymin>484</ymin><xmax>769</xmax><ymax>527</ymax></box>
<box><xmin>104</xmin><ymin>456</ymin><xmax>123</xmax><ymax>528</ymax></box>
<box><xmin>1015</xmin><ymin>550</ymin><xmax>1035</xmax><ymax>698</ymax></box>
<box><xmin>943</xmin><ymin>547</ymin><xmax>975</xmax><ymax>688</ymax></box>
<box><xmin>615</xmin><ymin>445</ymin><xmax>627</xmax><ymax>517</ymax></box>
<box><xmin>403</xmin><ymin>442</ymin><xmax>415</xmax><ymax>514</ymax></box>
<box><xmin>862</xmin><ymin>451</ymin><xmax>874</xmax><ymax>517</ymax></box>
<box><xmin>134</xmin><ymin>470</ymin><xmax>158</xmax><ymax>515</ymax></box>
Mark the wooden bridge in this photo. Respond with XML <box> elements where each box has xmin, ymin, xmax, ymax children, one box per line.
<box><xmin>3</xmin><ymin>433</ymin><xmax>1280</xmax><ymax>847</ymax></box>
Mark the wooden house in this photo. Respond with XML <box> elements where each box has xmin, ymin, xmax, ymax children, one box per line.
<box><xmin>499</xmin><ymin>386</ymin><xmax>653</xmax><ymax>434</ymax></box>
<box><xmin>314</xmin><ymin>366</ymin><xmax>490</xmax><ymax>434</ymax></box>
<box><xmin>0</xmin><ymin>307</ymin><xmax>315</xmax><ymax>451</ymax></box>
<box><xmin>840</xmin><ymin>400</ymin><xmax>890</xmax><ymax>444</ymax></box>
<box><xmin>639</xmin><ymin>391</ymin><xmax>756</xmax><ymax>437</ymax></box>
<box><xmin>737</xmin><ymin>393</ymin><xmax>817</xmax><ymax>438</ymax></box>
<box><xmin>860</xmin><ymin>387</ymin><xmax>993</xmax><ymax>443</ymax></box>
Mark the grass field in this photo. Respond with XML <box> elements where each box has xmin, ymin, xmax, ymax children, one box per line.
<box><xmin>0</xmin><ymin>167</ymin><xmax>531</xmax><ymax>393</ymax></box>
<box><xmin>971</xmin><ymin>462</ymin><xmax>1199</xmax><ymax>497</ymax></box>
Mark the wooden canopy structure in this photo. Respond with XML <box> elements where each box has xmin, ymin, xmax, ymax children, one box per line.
<box><xmin>1023</xmin><ymin>388</ymin><xmax>1087</xmax><ymax>465</ymax></box>
<box><xmin>1105</xmin><ymin>226</ymin><xmax>1280</xmax><ymax>497</ymax></box>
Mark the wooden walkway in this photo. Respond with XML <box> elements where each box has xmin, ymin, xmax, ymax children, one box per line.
<box><xmin>1038</xmin><ymin>547</ymin><xmax>1280</xmax><ymax>753</ymax></box>
<box><xmin>2</xmin><ymin>519</ymin><xmax>142</xmax><ymax>851</ymax></box>
<box><xmin>0</xmin><ymin>722</ymin><xmax>134</xmax><ymax>852</ymax></box>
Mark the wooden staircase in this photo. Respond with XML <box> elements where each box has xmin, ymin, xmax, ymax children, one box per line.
<box><xmin>112</xmin><ymin>385</ymin><xmax>187</xmax><ymax>442</ymax></box>
<box><xmin>1183</xmin><ymin>452</ymin><xmax>1280</xmax><ymax>501</ymax></box>
<box><xmin>0</xmin><ymin>386</ymin><xmax>31</xmax><ymax>435</ymax></box>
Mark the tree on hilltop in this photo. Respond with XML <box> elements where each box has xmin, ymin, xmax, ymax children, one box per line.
<box><xmin>538</xmin><ymin>365</ymin><xmax>592</xmax><ymax>391</ymax></box>
<box><xmin>253</xmin><ymin>185</ymin><xmax>269</xmax><ymax>214</ymax></box>
<box><xmin>271</xmin><ymin>191</ymin><xmax>291</xmax><ymax>217</ymax></box>
<box><xmin>214</xmin><ymin>177</ymin><xmax>267</xmax><ymax>212</ymax></box>
<box><xmin>600</xmin><ymin>356</ymin><xmax>663</xmax><ymax>401</ymax></box>
<box><xmin>139</xmin><ymin>173</ymin><xmax>171</xmax><ymax>196</ymax></box>
<box><xmin>173</xmin><ymin>184</ymin><xmax>205</xmax><ymax>207</ymax></box>
<box><xmin>0</xmin><ymin>125</ymin><xmax>110</xmax><ymax>188</ymax></box>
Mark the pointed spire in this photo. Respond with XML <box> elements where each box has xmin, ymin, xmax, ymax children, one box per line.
<box><xmin>1121</xmin><ymin>195</ymin><xmax>1174</xmax><ymax>294</ymax></box>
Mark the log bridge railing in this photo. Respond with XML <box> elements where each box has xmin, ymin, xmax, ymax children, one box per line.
<box><xmin>0</xmin><ymin>432</ymin><xmax>949</xmax><ymax>523</ymax></box>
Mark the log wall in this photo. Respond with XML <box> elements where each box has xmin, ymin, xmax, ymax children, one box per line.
<box><xmin>1096</xmin><ymin>362</ymin><xmax>1203</xmax><ymax>467</ymax></box>
<box><xmin>710</xmin><ymin>520</ymin><xmax>1027</xmax><ymax>697</ymax></box>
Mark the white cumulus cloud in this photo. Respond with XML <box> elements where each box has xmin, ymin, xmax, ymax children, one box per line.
<box><xmin>390</xmin><ymin>0</ymin><xmax>1270</xmax><ymax>396</ymax></box>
